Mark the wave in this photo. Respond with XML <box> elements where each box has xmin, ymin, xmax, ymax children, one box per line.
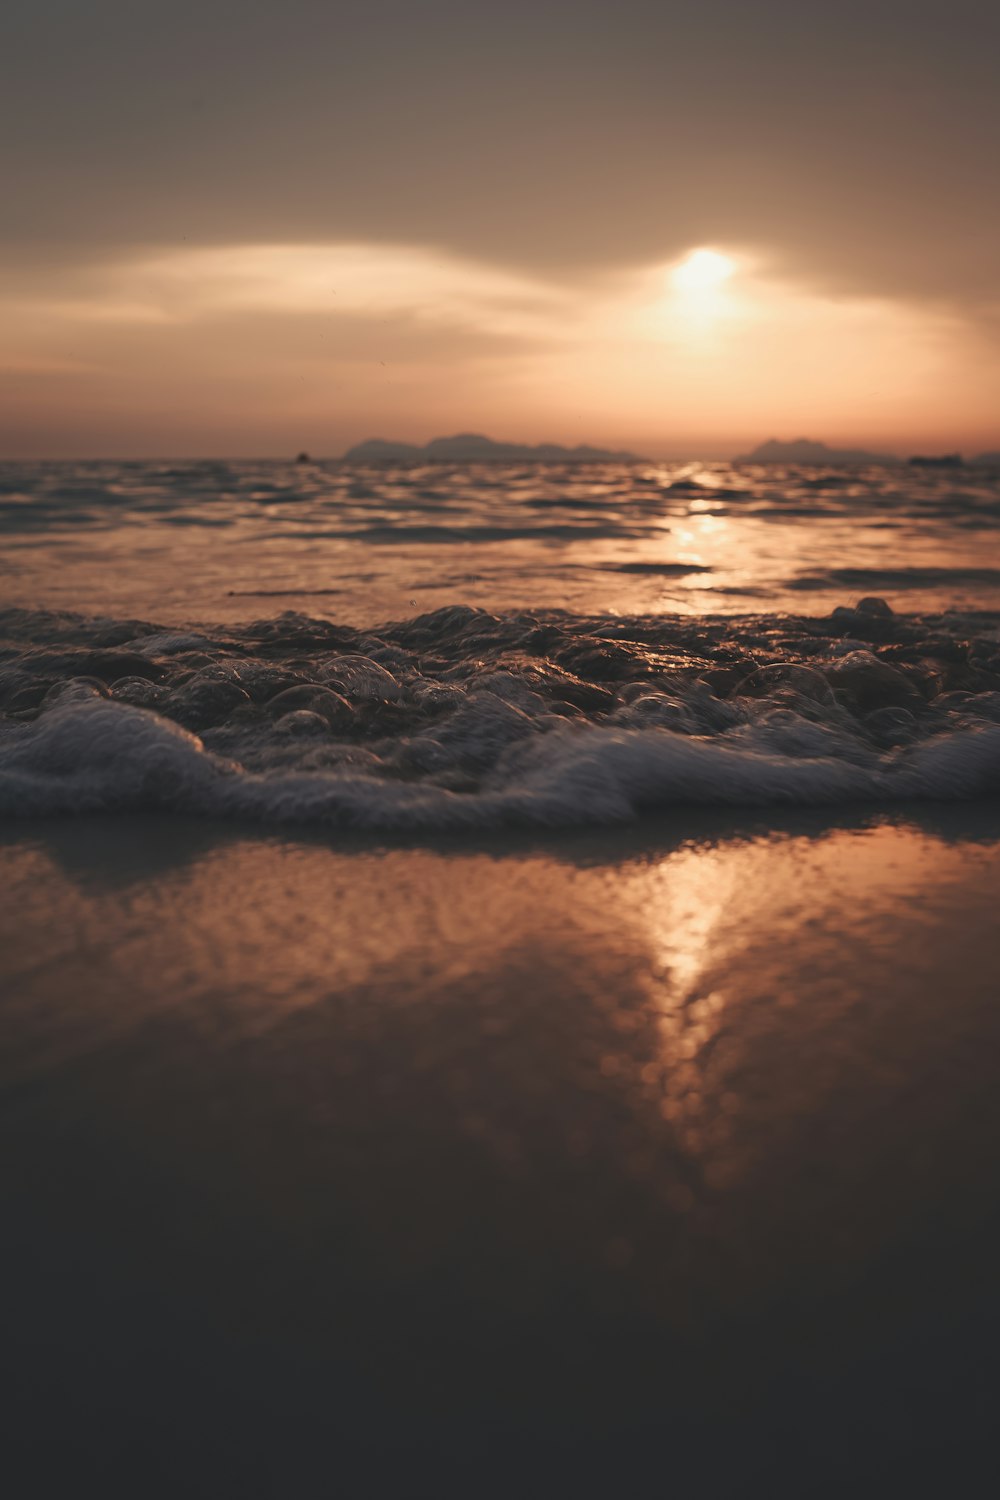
<box><xmin>606</xmin><ymin>562</ymin><xmax>712</xmax><ymax>576</ymax></box>
<box><xmin>790</xmin><ymin>567</ymin><xmax>1000</xmax><ymax>590</ymax></box>
<box><xmin>3</xmin><ymin>602</ymin><xmax>1000</xmax><ymax>830</ymax></box>
<box><xmin>297</xmin><ymin>522</ymin><xmax>650</xmax><ymax>544</ymax></box>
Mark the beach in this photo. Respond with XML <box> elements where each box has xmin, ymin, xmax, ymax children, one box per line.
<box><xmin>4</xmin><ymin>807</ymin><xmax>1000</xmax><ymax>1491</ymax></box>
<box><xmin>4</xmin><ymin>458</ymin><xmax>1000</xmax><ymax>1490</ymax></box>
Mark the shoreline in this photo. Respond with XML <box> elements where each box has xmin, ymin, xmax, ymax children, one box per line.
<box><xmin>6</xmin><ymin>794</ymin><xmax>1000</xmax><ymax>866</ymax></box>
<box><xmin>6</xmin><ymin>599</ymin><xmax>1000</xmax><ymax>826</ymax></box>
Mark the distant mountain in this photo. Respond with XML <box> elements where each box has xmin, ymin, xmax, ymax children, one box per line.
<box><xmin>972</xmin><ymin>451</ymin><xmax>1000</xmax><ymax>467</ymax></box>
<box><xmin>735</xmin><ymin>437</ymin><xmax>898</xmax><ymax>466</ymax></box>
<box><xmin>341</xmin><ymin>439</ymin><xmax>424</xmax><ymax>462</ymax></box>
<box><xmin>343</xmin><ymin>432</ymin><xmax>644</xmax><ymax>463</ymax></box>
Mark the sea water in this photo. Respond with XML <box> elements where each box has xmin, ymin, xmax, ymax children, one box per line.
<box><xmin>3</xmin><ymin>458</ymin><xmax>1000</xmax><ymax>825</ymax></box>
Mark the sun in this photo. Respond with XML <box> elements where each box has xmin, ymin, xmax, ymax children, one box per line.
<box><xmin>671</xmin><ymin>248</ymin><xmax>736</xmax><ymax>291</ymax></box>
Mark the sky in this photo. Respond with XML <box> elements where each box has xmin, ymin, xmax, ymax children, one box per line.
<box><xmin>2</xmin><ymin>0</ymin><xmax>999</xmax><ymax>458</ymax></box>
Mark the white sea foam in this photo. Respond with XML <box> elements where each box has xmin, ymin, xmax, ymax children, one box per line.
<box><xmin>3</xmin><ymin>601</ymin><xmax>1000</xmax><ymax>832</ymax></box>
<box><xmin>3</xmin><ymin>687</ymin><xmax>999</xmax><ymax>830</ymax></box>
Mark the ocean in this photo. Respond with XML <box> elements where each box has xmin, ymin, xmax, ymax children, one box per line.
<box><xmin>3</xmin><ymin>457</ymin><xmax>1000</xmax><ymax>824</ymax></box>
<box><xmin>4</xmin><ymin>457</ymin><xmax>1000</xmax><ymax>623</ymax></box>
<box><xmin>3</xmin><ymin>459</ymin><xmax>1000</xmax><ymax>1493</ymax></box>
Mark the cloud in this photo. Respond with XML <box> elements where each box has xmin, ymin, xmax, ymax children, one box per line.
<box><xmin>2</xmin><ymin>236</ymin><xmax>997</xmax><ymax>456</ymax></box>
<box><xmin>3</xmin><ymin>243</ymin><xmax>571</xmax><ymax>341</ymax></box>
<box><xmin>0</xmin><ymin>242</ymin><xmax>573</xmax><ymax>455</ymax></box>
<box><xmin>3</xmin><ymin>1</ymin><xmax>999</xmax><ymax>314</ymax></box>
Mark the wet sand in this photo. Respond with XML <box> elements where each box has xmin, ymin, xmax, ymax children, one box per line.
<box><xmin>4</xmin><ymin>808</ymin><xmax>1000</xmax><ymax>1494</ymax></box>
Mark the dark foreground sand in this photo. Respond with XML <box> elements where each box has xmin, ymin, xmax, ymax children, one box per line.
<box><xmin>3</xmin><ymin>808</ymin><xmax>1000</xmax><ymax>1495</ymax></box>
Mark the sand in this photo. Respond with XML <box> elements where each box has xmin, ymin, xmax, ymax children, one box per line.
<box><xmin>3</xmin><ymin>807</ymin><xmax>1000</xmax><ymax>1493</ymax></box>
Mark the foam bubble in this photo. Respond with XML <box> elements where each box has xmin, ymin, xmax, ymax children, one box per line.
<box><xmin>3</xmin><ymin>603</ymin><xmax>1000</xmax><ymax>832</ymax></box>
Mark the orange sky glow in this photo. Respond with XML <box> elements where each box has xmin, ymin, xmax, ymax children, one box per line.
<box><xmin>4</xmin><ymin>1</ymin><xmax>999</xmax><ymax>459</ymax></box>
<box><xmin>3</xmin><ymin>240</ymin><xmax>998</xmax><ymax>458</ymax></box>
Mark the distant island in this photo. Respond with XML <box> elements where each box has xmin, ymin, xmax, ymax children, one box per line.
<box><xmin>734</xmin><ymin>438</ymin><xmax>1000</xmax><ymax>468</ymax></box>
<box><xmin>334</xmin><ymin>432</ymin><xmax>1000</xmax><ymax>468</ymax></box>
<box><xmin>342</xmin><ymin>433</ymin><xmax>645</xmax><ymax>464</ymax></box>
<box><xmin>734</xmin><ymin>438</ymin><xmax>898</xmax><ymax>466</ymax></box>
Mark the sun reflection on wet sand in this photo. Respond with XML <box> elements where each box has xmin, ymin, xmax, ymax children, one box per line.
<box><xmin>604</xmin><ymin>826</ymin><xmax>998</xmax><ymax>1194</ymax></box>
<box><xmin>4</xmin><ymin>811</ymin><xmax>1000</xmax><ymax>1486</ymax></box>
<box><xmin>4</xmin><ymin>818</ymin><xmax>997</xmax><ymax>1185</ymax></box>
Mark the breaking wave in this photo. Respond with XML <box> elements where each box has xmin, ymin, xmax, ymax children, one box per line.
<box><xmin>3</xmin><ymin>601</ymin><xmax>1000</xmax><ymax>831</ymax></box>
